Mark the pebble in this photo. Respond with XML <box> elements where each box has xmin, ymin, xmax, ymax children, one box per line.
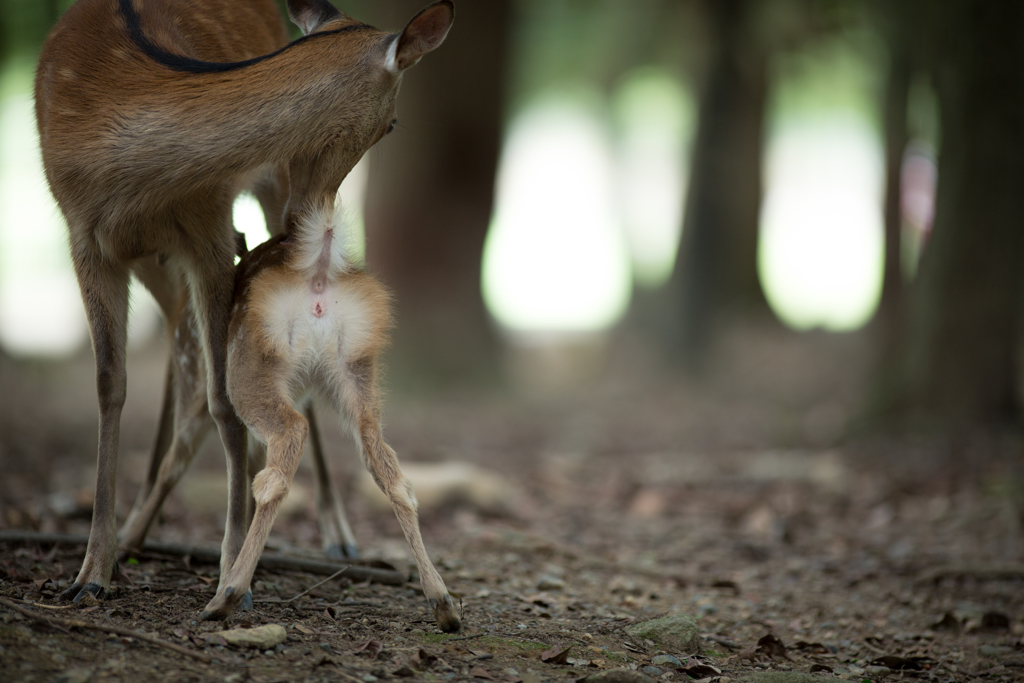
<box><xmin>361</xmin><ymin>675</ymin><xmax>378</xmax><ymax>683</ymax></box>
<box><xmin>213</xmin><ymin>624</ymin><xmax>287</xmax><ymax>650</ymax></box>
<box><xmin>57</xmin><ymin>670</ymin><xmax>92</xmax><ymax>683</ymax></box>
<box><xmin>537</xmin><ymin>576</ymin><xmax>565</xmax><ymax>591</ymax></box>
<box><xmin>642</xmin><ymin>666</ymin><xmax>663</xmax><ymax>676</ymax></box>
<box><xmin>320</xmin><ymin>642</ymin><xmax>332</xmax><ymax>652</ymax></box>
<box><xmin>865</xmin><ymin>666</ymin><xmax>891</xmax><ymax>676</ymax></box>
<box><xmin>582</xmin><ymin>633</ymin><xmax>594</xmax><ymax>642</ymax></box>
<box><xmin>650</xmin><ymin>655</ymin><xmax>681</xmax><ymax>668</ymax></box>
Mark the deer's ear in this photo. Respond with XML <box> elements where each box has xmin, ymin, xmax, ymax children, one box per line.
<box><xmin>389</xmin><ymin>0</ymin><xmax>454</xmax><ymax>72</ymax></box>
<box><xmin>287</xmin><ymin>0</ymin><xmax>344</xmax><ymax>35</ymax></box>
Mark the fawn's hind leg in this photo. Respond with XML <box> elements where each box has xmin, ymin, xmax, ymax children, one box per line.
<box><xmin>200</xmin><ymin>392</ymin><xmax>307</xmax><ymax>620</ymax></box>
<box><xmin>343</xmin><ymin>358</ymin><xmax>461</xmax><ymax>633</ymax></box>
<box><xmin>306</xmin><ymin>403</ymin><xmax>359</xmax><ymax>559</ymax></box>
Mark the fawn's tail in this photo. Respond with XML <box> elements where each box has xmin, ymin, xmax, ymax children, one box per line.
<box><xmin>291</xmin><ymin>202</ymin><xmax>355</xmax><ymax>286</ymax></box>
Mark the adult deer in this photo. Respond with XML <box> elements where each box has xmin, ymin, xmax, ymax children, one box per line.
<box><xmin>35</xmin><ymin>0</ymin><xmax>457</xmax><ymax>630</ymax></box>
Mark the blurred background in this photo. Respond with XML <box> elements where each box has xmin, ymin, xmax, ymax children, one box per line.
<box><xmin>0</xmin><ymin>0</ymin><xmax>1021</xmax><ymax>552</ymax></box>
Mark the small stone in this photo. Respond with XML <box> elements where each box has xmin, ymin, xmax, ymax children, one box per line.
<box><xmin>264</xmin><ymin>649</ymin><xmax>275</xmax><ymax>657</ymax></box>
<box><xmin>361</xmin><ymin>675</ymin><xmax>378</xmax><ymax>683</ymax></box>
<box><xmin>57</xmin><ymin>670</ymin><xmax>92</xmax><ymax>683</ymax></box>
<box><xmin>537</xmin><ymin>576</ymin><xmax>565</xmax><ymax>591</ymax></box>
<box><xmin>625</xmin><ymin>616</ymin><xmax>701</xmax><ymax>655</ymax></box>
<box><xmin>53</xmin><ymin>653</ymin><xmax>66</xmax><ymax>664</ymax></box>
<box><xmin>865</xmin><ymin>666</ymin><xmax>890</xmax><ymax>676</ymax></box>
<box><xmin>650</xmin><ymin>655</ymin><xmax>681</xmax><ymax>668</ymax></box>
<box><xmin>320</xmin><ymin>642</ymin><xmax>332</xmax><ymax>652</ymax></box>
<box><xmin>582</xmin><ymin>633</ymin><xmax>594</xmax><ymax>642</ymax></box>
<box><xmin>224</xmin><ymin>675</ymin><xmax>244</xmax><ymax>683</ymax></box>
<box><xmin>642</xmin><ymin>666</ymin><xmax>663</xmax><ymax>676</ymax></box>
<box><xmin>410</xmin><ymin>629</ymin><xmax>425</xmax><ymax>637</ymax></box>
<box><xmin>213</xmin><ymin>624</ymin><xmax>288</xmax><ymax>649</ymax></box>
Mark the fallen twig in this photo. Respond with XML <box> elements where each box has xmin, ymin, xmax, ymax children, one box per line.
<box><xmin>0</xmin><ymin>596</ymin><xmax>212</xmax><ymax>663</ymax></box>
<box><xmin>8</xmin><ymin>597</ymin><xmax>78</xmax><ymax>611</ymax></box>
<box><xmin>0</xmin><ymin>530</ymin><xmax>405</xmax><ymax>585</ymax></box>
<box><xmin>445</xmin><ymin>633</ymin><xmax>486</xmax><ymax>642</ymax></box>
<box><xmin>255</xmin><ymin>566</ymin><xmax>351</xmax><ymax>604</ymax></box>
<box><xmin>705</xmin><ymin>635</ymin><xmax>741</xmax><ymax>651</ymax></box>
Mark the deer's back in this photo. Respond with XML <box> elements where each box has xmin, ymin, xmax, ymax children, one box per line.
<box><xmin>35</xmin><ymin>0</ymin><xmax>288</xmax><ymax>220</ymax></box>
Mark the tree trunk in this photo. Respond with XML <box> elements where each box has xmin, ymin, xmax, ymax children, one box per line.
<box><xmin>362</xmin><ymin>0</ymin><xmax>510</xmax><ymax>386</ymax></box>
<box><xmin>866</xmin><ymin>1</ymin><xmax>913</xmax><ymax>413</ymax></box>
<box><xmin>901</xmin><ymin>1</ymin><xmax>1024</xmax><ymax>424</ymax></box>
<box><xmin>667</xmin><ymin>0</ymin><xmax>770</xmax><ymax>367</ymax></box>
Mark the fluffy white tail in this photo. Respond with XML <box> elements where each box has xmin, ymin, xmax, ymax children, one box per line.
<box><xmin>291</xmin><ymin>202</ymin><xmax>355</xmax><ymax>285</ymax></box>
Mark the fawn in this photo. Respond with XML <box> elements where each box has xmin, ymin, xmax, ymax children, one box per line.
<box><xmin>117</xmin><ymin>240</ymin><xmax>362</xmax><ymax>566</ymax></box>
<box><xmin>35</xmin><ymin>0</ymin><xmax>458</xmax><ymax>631</ymax></box>
<box><xmin>204</xmin><ymin>202</ymin><xmax>459</xmax><ymax>629</ymax></box>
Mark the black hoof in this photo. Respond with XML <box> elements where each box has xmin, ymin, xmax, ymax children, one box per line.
<box><xmin>59</xmin><ymin>583</ymin><xmax>83</xmax><ymax>602</ymax></box>
<box><xmin>73</xmin><ymin>583</ymin><xmax>105</xmax><ymax>602</ymax></box>
<box><xmin>325</xmin><ymin>543</ymin><xmax>360</xmax><ymax>560</ymax></box>
<box><xmin>241</xmin><ymin>589</ymin><xmax>253</xmax><ymax>611</ymax></box>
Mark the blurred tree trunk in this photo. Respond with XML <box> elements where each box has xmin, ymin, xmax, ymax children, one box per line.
<box><xmin>363</xmin><ymin>0</ymin><xmax>510</xmax><ymax>386</ymax></box>
<box><xmin>869</xmin><ymin>1</ymin><xmax>912</xmax><ymax>404</ymax></box>
<box><xmin>667</xmin><ymin>0</ymin><xmax>770</xmax><ymax>368</ymax></box>
<box><xmin>899</xmin><ymin>1</ymin><xmax>1024</xmax><ymax>424</ymax></box>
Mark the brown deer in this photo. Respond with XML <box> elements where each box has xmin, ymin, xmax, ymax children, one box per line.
<box><xmin>35</xmin><ymin>0</ymin><xmax>459</xmax><ymax>631</ymax></box>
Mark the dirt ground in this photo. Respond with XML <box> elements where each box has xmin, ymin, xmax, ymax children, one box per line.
<box><xmin>1</xmin><ymin>325</ymin><xmax>1023</xmax><ymax>682</ymax></box>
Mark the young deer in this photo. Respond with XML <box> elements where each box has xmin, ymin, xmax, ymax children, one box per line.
<box><xmin>194</xmin><ymin>202</ymin><xmax>460</xmax><ymax>630</ymax></box>
<box><xmin>117</xmin><ymin>266</ymin><xmax>362</xmax><ymax>565</ymax></box>
<box><xmin>35</xmin><ymin>0</ymin><xmax>456</xmax><ymax>629</ymax></box>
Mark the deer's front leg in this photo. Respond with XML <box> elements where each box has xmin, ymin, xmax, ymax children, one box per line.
<box><xmin>61</xmin><ymin>242</ymin><xmax>131</xmax><ymax>603</ymax></box>
<box><xmin>346</xmin><ymin>360</ymin><xmax>461</xmax><ymax>633</ymax></box>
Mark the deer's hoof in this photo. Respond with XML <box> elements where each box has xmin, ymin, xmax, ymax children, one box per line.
<box><xmin>430</xmin><ymin>595</ymin><xmax>462</xmax><ymax>634</ymax></box>
<box><xmin>199</xmin><ymin>586</ymin><xmax>242</xmax><ymax>621</ymax></box>
<box><xmin>325</xmin><ymin>543</ymin><xmax>360</xmax><ymax>560</ymax></box>
<box><xmin>241</xmin><ymin>589</ymin><xmax>253</xmax><ymax>611</ymax></box>
<box><xmin>61</xmin><ymin>582</ymin><xmax>106</xmax><ymax>603</ymax></box>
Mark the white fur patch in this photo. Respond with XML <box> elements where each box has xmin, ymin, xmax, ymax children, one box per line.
<box><xmin>291</xmin><ymin>203</ymin><xmax>353</xmax><ymax>280</ymax></box>
<box><xmin>384</xmin><ymin>36</ymin><xmax>401</xmax><ymax>75</ymax></box>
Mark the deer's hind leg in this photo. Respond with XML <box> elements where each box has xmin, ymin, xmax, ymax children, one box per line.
<box><xmin>61</xmin><ymin>235</ymin><xmax>131</xmax><ymax>603</ymax></box>
<box><xmin>119</xmin><ymin>309</ymin><xmax>214</xmax><ymax>551</ymax></box>
<box><xmin>341</xmin><ymin>357</ymin><xmax>461</xmax><ymax>633</ymax></box>
<box><xmin>306</xmin><ymin>403</ymin><xmax>359</xmax><ymax>559</ymax></box>
<box><xmin>200</xmin><ymin>370</ymin><xmax>307</xmax><ymax>620</ymax></box>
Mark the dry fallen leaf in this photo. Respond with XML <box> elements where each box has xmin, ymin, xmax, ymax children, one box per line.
<box><xmin>755</xmin><ymin>634</ymin><xmax>790</xmax><ymax>660</ymax></box>
<box><xmin>470</xmin><ymin>666</ymin><xmax>495</xmax><ymax>680</ymax></box>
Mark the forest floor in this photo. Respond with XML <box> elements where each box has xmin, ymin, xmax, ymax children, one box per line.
<box><xmin>1</xmin><ymin>324</ymin><xmax>1022</xmax><ymax>683</ymax></box>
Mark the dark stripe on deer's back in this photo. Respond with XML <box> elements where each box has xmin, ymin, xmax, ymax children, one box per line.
<box><xmin>119</xmin><ymin>0</ymin><xmax>373</xmax><ymax>74</ymax></box>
